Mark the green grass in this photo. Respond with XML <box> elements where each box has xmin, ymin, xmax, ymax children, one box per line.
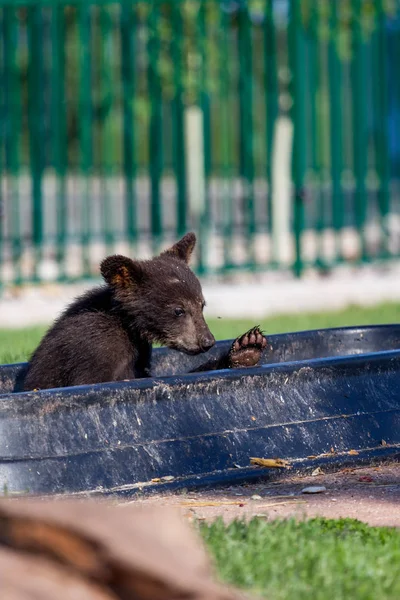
<box><xmin>207</xmin><ymin>301</ymin><xmax>400</xmax><ymax>341</ymax></box>
<box><xmin>0</xmin><ymin>326</ymin><xmax>46</xmax><ymax>364</ymax></box>
<box><xmin>202</xmin><ymin>517</ymin><xmax>400</xmax><ymax>600</ymax></box>
<box><xmin>0</xmin><ymin>301</ymin><xmax>398</xmax><ymax>364</ymax></box>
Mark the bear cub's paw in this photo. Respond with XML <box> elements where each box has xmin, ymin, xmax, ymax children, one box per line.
<box><xmin>228</xmin><ymin>326</ymin><xmax>267</xmax><ymax>368</ymax></box>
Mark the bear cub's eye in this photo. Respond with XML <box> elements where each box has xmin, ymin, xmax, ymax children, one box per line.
<box><xmin>174</xmin><ymin>307</ymin><xmax>185</xmax><ymax>317</ymax></box>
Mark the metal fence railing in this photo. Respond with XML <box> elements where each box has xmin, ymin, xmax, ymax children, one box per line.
<box><xmin>1</xmin><ymin>0</ymin><xmax>400</xmax><ymax>285</ymax></box>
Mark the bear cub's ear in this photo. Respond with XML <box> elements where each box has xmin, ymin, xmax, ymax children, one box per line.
<box><xmin>100</xmin><ymin>255</ymin><xmax>144</xmax><ymax>288</ymax></box>
<box><xmin>161</xmin><ymin>232</ymin><xmax>196</xmax><ymax>264</ymax></box>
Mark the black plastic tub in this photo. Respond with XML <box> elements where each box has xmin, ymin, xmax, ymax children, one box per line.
<box><xmin>0</xmin><ymin>325</ymin><xmax>399</xmax><ymax>498</ymax></box>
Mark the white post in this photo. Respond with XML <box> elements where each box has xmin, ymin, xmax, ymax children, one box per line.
<box><xmin>271</xmin><ymin>115</ymin><xmax>294</xmax><ymax>265</ymax></box>
<box><xmin>185</xmin><ymin>106</ymin><xmax>207</xmax><ymax>265</ymax></box>
<box><xmin>185</xmin><ymin>106</ymin><xmax>205</xmax><ymax>217</ymax></box>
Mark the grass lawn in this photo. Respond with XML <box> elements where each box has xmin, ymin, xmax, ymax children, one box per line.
<box><xmin>0</xmin><ymin>301</ymin><xmax>398</xmax><ymax>364</ymax></box>
<box><xmin>208</xmin><ymin>301</ymin><xmax>400</xmax><ymax>341</ymax></box>
<box><xmin>202</xmin><ymin>517</ymin><xmax>400</xmax><ymax>600</ymax></box>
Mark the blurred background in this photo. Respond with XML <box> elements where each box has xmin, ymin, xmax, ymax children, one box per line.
<box><xmin>0</xmin><ymin>0</ymin><xmax>400</xmax><ymax>330</ymax></box>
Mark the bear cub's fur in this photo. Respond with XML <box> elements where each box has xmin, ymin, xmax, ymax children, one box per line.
<box><xmin>23</xmin><ymin>233</ymin><xmax>267</xmax><ymax>391</ymax></box>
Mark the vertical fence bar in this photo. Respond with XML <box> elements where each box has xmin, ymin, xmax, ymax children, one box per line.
<box><xmin>79</xmin><ymin>4</ymin><xmax>92</xmax><ymax>276</ymax></box>
<box><xmin>351</xmin><ymin>0</ymin><xmax>368</xmax><ymax>261</ymax></box>
<box><xmin>11</xmin><ymin>8</ymin><xmax>22</xmax><ymax>283</ymax></box>
<box><xmin>264</xmin><ymin>0</ymin><xmax>279</xmax><ymax>236</ymax></box>
<box><xmin>51</xmin><ymin>4</ymin><xmax>67</xmax><ymax>280</ymax></box>
<box><xmin>328</xmin><ymin>0</ymin><xmax>343</xmax><ymax>261</ymax></box>
<box><xmin>0</xmin><ymin>8</ymin><xmax>4</xmax><ymax>284</ymax></box>
<box><xmin>309</xmin><ymin>2</ymin><xmax>325</xmax><ymax>267</ymax></box>
<box><xmin>237</xmin><ymin>1</ymin><xmax>255</xmax><ymax>251</ymax></box>
<box><xmin>289</xmin><ymin>0</ymin><xmax>307</xmax><ymax>277</ymax></box>
<box><xmin>374</xmin><ymin>0</ymin><xmax>390</xmax><ymax>256</ymax></box>
<box><xmin>197</xmin><ymin>1</ymin><xmax>211</xmax><ymax>274</ymax></box>
<box><xmin>219</xmin><ymin>4</ymin><xmax>233</xmax><ymax>268</ymax></box>
<box><xmin>172</xmin><ymin>2</ymin><xmax>187</xmax><ymax>237</ymax></box>
<box><xmin>392</xmin><ymin>10</ymin><xmax>400</xmax><ymax>182</ymax></box>
<box><xmin>120</xmin><ymin>1</ymin><xmax>137</xmax><ymax>248</ymax></box>
<box><xmin>27</xmin><ymin>5</ymin><xmax>45</xmax><ymax>280</ymax></box>
<box><xmin>147</xmin><ymin>0</ymin><xmax>163</xmax><ymax>250</ymax></box>
<box><xmin>100</xmin><ymin>5</ymin><xmax>114</xmax><ymax>254</ymax></box>
<box><xmin>3</xmin><ymin>7</ymin><xmax>22</xmax><ymax>283</ymax></box>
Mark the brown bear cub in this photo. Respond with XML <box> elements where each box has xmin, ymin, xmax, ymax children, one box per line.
<box><xmin>23</xmin><ymin>233</ymin><xmax>267</xmax><ymax>391</ymax></box>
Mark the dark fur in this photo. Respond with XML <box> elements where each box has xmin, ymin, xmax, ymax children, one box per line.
<box><xmin>23</xmin><ymin>233</ymin><xmax>215</xmax><ymax>391</ymax></box>
<box><xmin>23</xmin><ymin>233</ymin><xmax>267</xmax><ymax>391</ymax></box>
<box><xmin>190</xmin><ymin>326</ymin><xmax>267</xmax><ymax>372</ymax></box>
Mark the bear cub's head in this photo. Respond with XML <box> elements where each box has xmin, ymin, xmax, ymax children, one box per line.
<box><xmin>100</xmin><ymin>233</ymin><xmax>215</xmax><ymax>355</ymax></box>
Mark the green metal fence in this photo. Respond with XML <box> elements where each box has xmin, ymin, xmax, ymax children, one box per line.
<box><xmin>0</xmin><ymin>0</ymin><xmax>400</xmax><ymax>285</ymax></box>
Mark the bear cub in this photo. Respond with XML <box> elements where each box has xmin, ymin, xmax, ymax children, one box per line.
<box><xmin>23</xmin><ymin>233</ymin><xmax>267</xmax><ymax>391</ymax></box>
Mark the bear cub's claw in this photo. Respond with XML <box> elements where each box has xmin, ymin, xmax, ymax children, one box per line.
<box><xmin>228</xmin><ymin>326</ymin><xmax>267</xmax><ymax>368</ymax></box>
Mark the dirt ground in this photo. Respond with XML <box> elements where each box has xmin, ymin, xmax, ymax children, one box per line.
<box><xmin>123</xmin><ymin>462</ymin><xmax>400</xmax><ymax>528</ymax></box>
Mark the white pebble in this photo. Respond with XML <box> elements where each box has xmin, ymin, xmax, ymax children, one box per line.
<box><xmin>301</xmin><ymin>486</ymin><xmax>326</xmax><ymax>494</ymax></box>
